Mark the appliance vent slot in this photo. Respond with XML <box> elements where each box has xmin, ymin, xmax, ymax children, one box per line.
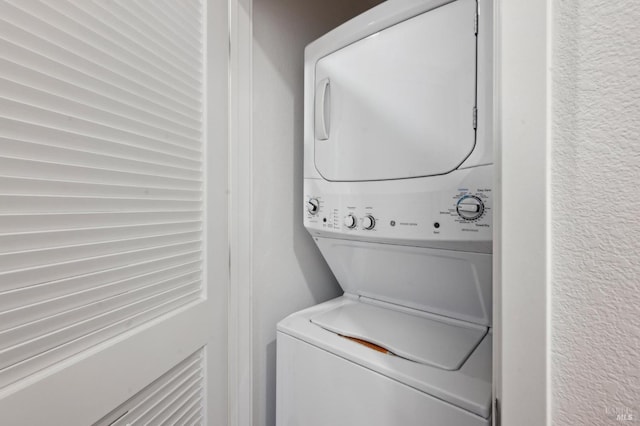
<box><xmin>0</xmin><ymin>0</ymin><xmax>204</xmax><ymax>389</ymax></box>
<box><xmin>93</xmin><ymin>349</ymin><xmax>205</xmax><ymax>426</ymax></box>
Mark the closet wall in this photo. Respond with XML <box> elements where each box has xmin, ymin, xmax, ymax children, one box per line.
<box><xmin>246</xmin><ymin>0</ymin><xmax>383</xmax><ymax>424</ymax></box>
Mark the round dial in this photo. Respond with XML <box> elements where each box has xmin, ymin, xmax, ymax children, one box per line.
<box><xmin>344</xmin><ymin>214</ymin><xmax>357</xmax><ymax>229</ymax></box>
<box><xmin>362</xmin><ymin>215</ymin><xmax>375</xmax><ymax>230</ymax></box>
<box><xmin>456</xmin><ymin>195</ymin><xmax>485</xmax><ymax>220</ymax></box>
<box><xmin>307</xmin><ymin>198</ymin><xmax>319</xmax><ymax>215</ymax></box>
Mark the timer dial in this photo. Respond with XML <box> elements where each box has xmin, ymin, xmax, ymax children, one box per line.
<box><xmin>307</xmin><ymin>198</ymin><xmax>319</xmax><ymax>215</ymax></box>
<box><xmin>456</xmin><ymin>195</ymin><xmax>485</xmax><ymax>220</ymax></box>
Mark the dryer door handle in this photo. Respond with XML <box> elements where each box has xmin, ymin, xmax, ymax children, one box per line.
<box><xmin>315</xmin><ymin>78</ymin><xmax>331</xmax><ymax>140</ymax></box>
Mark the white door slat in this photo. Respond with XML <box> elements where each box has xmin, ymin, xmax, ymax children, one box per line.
<box><xmin>163</xmin><ymin>393</ymin><xmax>203</xmax><ymax>426</ymax></box>
<box><xmin>146</xmin><ymin>379</ymin><xmax>203</xmax><ymax>426</ymax></box>
<box><xmin>177</xmin><ymin>404</ymin><xmax>204</xmax><ymax>426</ymax></box>
<box><xmin>0</xmin><ymin>221</ymin><xmax>202</xmax><ymax>253</ymax></box>
<box><xmin>68</xmin><ymin>0</ymin><xmax>202</xmax><ymax>74</ymax></box>
<box><xmin>0</xmin><ymin>241</ymin><xmax>202</xmax><ymax>292</ymax></box>
<box><xmin>141</xmin><ymin>0</ymin><xmax>203</xmax><ymax>42</ymax></box>
<box><xmin>133</xmin><ymin>0</ymin><xmax>202</xmax><ymax>50</ymax></box>
<box><xmin>0</xmin><ymin>195</ymin><xmax>202</xmax><ymax>213</ymax></box>
<box><xmin>8</xmin><ymin>0</ymin><xmax>202</xmax><ymax>96</ymax></box>
<box><xmin>0</xmin><ymin>38</ymin><xmax>201</xmax><ymax>131</ymax></box>
<box><xmin>0</xmin><ymin>2</ymin><xmax>201</xmax><ymax>111</ymax></box>
<box><xmin>156</xmin><ymin>1</ymin><xmax>202</xmax><ymax>37</ymax></box>
<box><xmin>0</xmin><ymin>177</ymin><xmax>201</xmax><ymax>200</ymax></box>
<box><xmin>186</xmin><ymin>415</ymin><xmax>203</xmax><ymax>426</ymax></box>
<box><xmin>166</xmin><ymin>0</ymin><xmax>202</xmax><ymax>25</ymax></box>
<box><xmin>1</xmin><ymin>138</ymin><xmax>201</xmax><ymax>180</ymax></box>
<box><xmin>0</xmin><ymin>119</ymin><xmax>202</xmax><ymax>170</ymax></box>
<box><xmin>56</xmin><ymin>0</ymin><xmax>201</xmax><ymax>85</ymax></box>
<box><xmin>0</xmin><ymin>77</ymin><xmax>201</xmax><ymax>147</ymax></box>
<box><xmin>0</xmin><ymin>211</ymin><xmax>202</xmax><ymax>233</ymax></box>
<box><xmin>133</xmin><ymin>375</ymin><xmax>202</xmax><ymax>425</ymax></box>
<box><xmin>0</xmin><ymin>256</ymin><xmax>202</xmax><ymax>312</ymax></box>
<box><xmin>123</xmin><ymin>359</ymin><xmax>202</xmax><ymax>422</ymax></box>
<box><xmin>0</xmin><ymin>279</ymin><xmax>202</xmax><ymax>351</ymax></box>
<box><xmin>0</xmin><ymin>21</ymin><xmax>199</xmax><ymax>120</ymax></box>
<box><xmin>95</xmin><ymin>352</ymin><xmax>203</xmax><ymax>426</ymax></box>
<box><xmin>91</xmin><ymin>0</ymin><xmax>202</xmax><ymax>66</ymax></box>
<box><xmin>0</xmin><ymin>231</ymin><xmax>202</xmax><ymax>272</ymax></box>
<box><xmin>0</xmin><ymin>57</ymin><xmax>201</xmax><ymax>139</ymax></box>
<box><xmin>0</xmin><ymin>99</ymin><xmax>201</xmax><ymax>160</ymax></box>
<box><xmin>0</xmin><ymin>268</ymin><xmax>202</xmax><ymax>329</ymax></box>
<box><xmin>0</xmin><ymin>157</ymin><xmax>201</xmax><ymax>190</ymax></box>
<box><xmin>117</xmin><ymin>0</ymin><xmax>203</xmax><ymax>54</ymax></box>
<box><xmin>0</xmin><ymin>292</ymin><xmax>201</xmax><ymax>388</ymax></box>
<box><xmin>0</xmin><ymin>284</ymin><xmax>201</xmax><ymax>369</ymax></box>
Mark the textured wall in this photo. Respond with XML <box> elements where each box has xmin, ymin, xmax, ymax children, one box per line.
<box><xmin>250</xmin><ymin>1</ymin><xmax>383</xmax><ymax>425</ymax></box>
<box><xmin>552</xmin><ymin>1</ymin><xmax>640</xmax><ymax>424</ymax></box>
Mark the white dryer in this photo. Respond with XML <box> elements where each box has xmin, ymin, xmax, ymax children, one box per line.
<box><xmin>277</xmin><ymin>0</ymin><xmax>493</xmax><ymax>425</ymax></box>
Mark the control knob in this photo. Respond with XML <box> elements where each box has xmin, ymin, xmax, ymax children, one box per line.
<box><xmin>362</xmin><ymin>215</ymin><xmax>376</xmax><ymax>230</ymax></box>
<box><xmin>344</xmin><ymin>214</ymin><xmax>357</xmax><ymax>229</ymax></box>
<box><xmin>307</xmin><ymin>198</ymin><xmax>319</xmax><ymax>215</ymax></box>
<box><xmin>456</xmin><ymin>195</ymin><xmax>485</xmax><ymax>220</ymax></box>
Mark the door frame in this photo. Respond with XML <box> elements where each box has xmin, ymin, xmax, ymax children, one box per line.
<box><xmin>205</xmin><ymin>0</ymin><xmax>232</xmax><ymax>424</ymax></box>
<box><xmin>227</xmin><ymin>0</ymin><xmax>254</xmax><ymax>425</ymax></box>
<box><xmin>222</xmin><ymin>0</ymin><xmax>555</xmax><ymax>425</ymax></box>
<box><xmin>494</xmin><ymin>0</ymin><xmax>551</xmax><ymax>425</ymax></box>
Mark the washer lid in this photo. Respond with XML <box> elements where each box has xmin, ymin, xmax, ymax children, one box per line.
<box><xmin>314</xmin><ymin>0</ymin><xmax>477</xmax><ymax>182</ymax></box>
<box><xmin>310</xmin><ymin>301</ymin><xmax>487</xmax><ymax>371</ymax></box>
<box><xmin>278</xmin><ymin>296</ymin><xmax>493</xmax><ymax>419</ymax></box>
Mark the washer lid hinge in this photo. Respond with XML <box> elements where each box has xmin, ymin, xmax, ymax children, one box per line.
<box><xmin>473</xmin><ymin>107</ymin><xmax>478</xmax><ymax>129</ymax></box>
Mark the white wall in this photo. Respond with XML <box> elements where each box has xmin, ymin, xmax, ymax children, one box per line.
<box><xmin>551</xmin><ymin>0</ymin><xmax>640</xmax><ymax>424</ymax></box>
<box><xmin>248</xmin><ymin>1</ymin><xmax>382</xmax><ymax>425</ymax></box>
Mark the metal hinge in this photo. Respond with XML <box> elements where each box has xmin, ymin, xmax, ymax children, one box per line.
<box><xmin>473</xmin><ymin>107</ymin><xmax>477</xmax><ymax>129</ymax></box>
<box><xmin>474</xmin><ymin>12</ymin><xmax>478</xmax><ymax>35</ymax></box>
<box><xmin>494</xmin><ymin>398</ymin><xmax>501</xmax><ymax>426</ymax></box>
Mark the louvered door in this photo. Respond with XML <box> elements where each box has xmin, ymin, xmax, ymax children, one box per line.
<box><xmin>0</xmin><ymin>1</ymin><xmax>227</xmax><ymax>425</ymax></box>
<box><xmin>94</xmin><ymin>349</ymin><xmax>206</xmax><ymax>426</ymax></box>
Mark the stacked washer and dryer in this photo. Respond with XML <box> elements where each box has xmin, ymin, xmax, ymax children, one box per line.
<box><xmin>276</xmin><ymin>0</ymin><xmax>493</xmax><ymax>424</ymax></box>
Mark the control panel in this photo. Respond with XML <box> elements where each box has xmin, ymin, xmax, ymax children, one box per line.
<box><xmin>303</xmin><ymin>166</ymin><xmax>493</xmax><ymax>253</ymax></box>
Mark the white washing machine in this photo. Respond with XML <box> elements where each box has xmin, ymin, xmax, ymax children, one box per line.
<box><xmin>277</xmin><ymin>0</ymin><xmax>493</xmax><ymax>425</ymax></box>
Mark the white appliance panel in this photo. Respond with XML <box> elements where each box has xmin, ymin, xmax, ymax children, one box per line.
<box><xmin>315</xmin><ymin>238</ymin><xmax>491</xmax><ymax>326</ymax></box>
<box><xmin>276</xmin><ymin>332</ymin><xmax>490</xmax><ymax>426</ymax></box>
<box><xmin>314</xmin><ymin>0</ymin><xmax>477</xmax><ymax>182</ymax></box>
<box><xmin>304</xmin><ymin>165</ymin><xmax>493</xmax><ymax>253</ymax></box>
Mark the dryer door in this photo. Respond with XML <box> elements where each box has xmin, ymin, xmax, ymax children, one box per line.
<box><xmin>314</xmin><ymin>0</ymin><xmax>477</xmax><ymax>182</ymax></box>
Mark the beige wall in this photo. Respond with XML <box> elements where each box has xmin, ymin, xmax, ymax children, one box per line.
<box><xmin>552</xmin><ymin>0</ymin><xmax>640</xmax><ymax>424</ymax></box>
